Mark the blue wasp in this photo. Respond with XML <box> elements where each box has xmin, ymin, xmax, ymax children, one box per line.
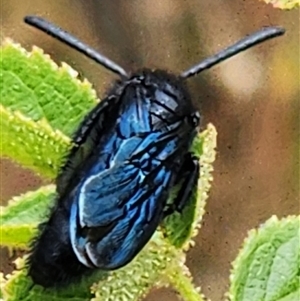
<box><xmin>24</xmin><ymin>16</ymin><xmax>284</xmax><ymax>287</ymax></box>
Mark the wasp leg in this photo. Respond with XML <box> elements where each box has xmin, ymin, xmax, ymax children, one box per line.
<box><xmin>164</xmin><ymin>154</ymin><xmax>200</xmax><ymax>217</ymax></box>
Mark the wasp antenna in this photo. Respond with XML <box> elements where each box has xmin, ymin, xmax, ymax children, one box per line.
<box><xmin>180</xmin><ymin>26</ymin><xmax>285</xmax><ymax>79</ymax></box>
<box><xmin>24</xmin><ymin>15</ymin><xmax>129</xmax><ymax>78</ymax></box>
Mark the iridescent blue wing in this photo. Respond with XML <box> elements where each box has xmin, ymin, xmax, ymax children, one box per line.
<box><xmin>69</xmin><ymin>129</ymin><xmax>182</xmax><ymax>269</ymax></box>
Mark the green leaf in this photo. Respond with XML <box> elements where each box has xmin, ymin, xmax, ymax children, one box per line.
<box><xmin>0</xmin><ymin>185</ymin><xmax>55</xmax><ymax>248</ymax></box>
<box><xmin>0</xmin><ymin>105</ymin><xmax>70</xmax><ymax>178</ymax></box>
<box><xmin>0</xmin><ymin>40</ymin><xmax>97</xmax><ymax>136</ymax></box>
<box><xmin>0</xmin><ymin>225</ymin><xmax>36</xmax><ymax>250</ymax></box>
<box><xmin>162</xmin><ymin>124</ymin><xmax>217</xmax><ymax>248</ymax></box>
<box><xmin>0</xmin><ymin>40</ymin><xmax>100</xmax><ymax>178</ymax></box>
<box><xmin>166</xmin><ymin>263</ymin><xmax>205</xmax><ymax>301</ymax></box>
<box><xmin>228</xmin><ymin>215</ymin><xmax>300</xmax><ymax>301</ymax></box>
<box><xmin>276</xmin><ymin>289</ymin><xmax>300</xmax><ymax>301</ymax></box>
<box><xmin>91</xmin><ymin>232</ymin><xmax>183</xmax><ymax>301</ymax></box>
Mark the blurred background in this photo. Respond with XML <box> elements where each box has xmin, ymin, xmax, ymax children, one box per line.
<box><xmin>1</xmin><ymin>1</ymin><xmax>299</xmax><ymax>300</ymax></box>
